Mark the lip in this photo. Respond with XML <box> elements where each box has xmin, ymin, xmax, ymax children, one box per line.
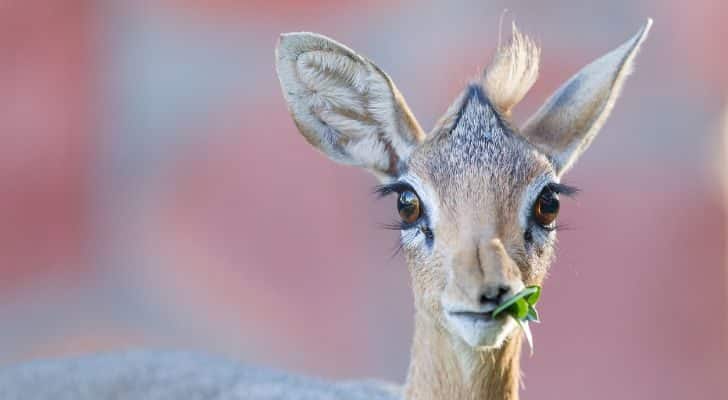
<box><xmin>448</xmin><ymin>310</ymin><xmax>495</xmax><ymax>322</ymax></box>
<box><xmin>445</xmin><ymin>308</ymin><xmax>510</xmax><ymax>347</ymax></box>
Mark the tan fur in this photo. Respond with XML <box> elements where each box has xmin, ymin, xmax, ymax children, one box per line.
<box><xmin>405</xmin><ymin>315</ymin><xmax>522</xmax><ymax>400</ymax></box>
<box><xmin>275</xmin><ymin>20</ymin><xmax>652</xmax><ymax>400</ymax></box>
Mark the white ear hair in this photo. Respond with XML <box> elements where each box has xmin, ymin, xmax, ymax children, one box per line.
<box><xmin>275</xmin><ymin>32</ymin><xmax>424</xmax><ymax>180</ymax></box>
<box><xmin>521</xmin><ymin>19</ymin><xmax>652</xmax><ymax>175</ymax></box>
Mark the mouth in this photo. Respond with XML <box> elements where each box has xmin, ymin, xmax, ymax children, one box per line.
<box><xmin>445</xmin><ymin>307</ymin><xmax>502</xmax><ymax>330</ymax></box>
<box><xmin>444</xmin><ymin>307</ymin><xmax>514</xmax><ymax>348</ymax></box>
<box><xmin>447</xmin><ymin>310</ymin><xmax>495</xmax><ymax>323</ymax></box>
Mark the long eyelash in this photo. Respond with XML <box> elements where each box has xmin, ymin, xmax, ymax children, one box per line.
<box><xmin>380</xmin><ymin>220</ymin><xmax>419</xmax><ymax>231</ymax></box>
<box><xmin>553</xmin><ymin>223</ymin><xmax>571</xmax><ymax>232</ymax></box>
<box><xmin>547</xmin><ymin>182</ymin><xmax>579</xmax><ymax>197</ymax></box>
<box><xmin>373</xmin><ymin>182</ymin><xmax>415</xmax><ymax>197</ymax></box>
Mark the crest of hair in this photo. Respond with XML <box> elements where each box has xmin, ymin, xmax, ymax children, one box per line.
<box><xmin>482</xmin><ymin>22</ymin><xmax>540</xmax><ymax>117</ymax></box>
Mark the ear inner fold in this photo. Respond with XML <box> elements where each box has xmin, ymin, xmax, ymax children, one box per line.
<box><xmin>275</xmin><ymin>32</ymin><xmax>424</xmax><ymax>180</ymax></box>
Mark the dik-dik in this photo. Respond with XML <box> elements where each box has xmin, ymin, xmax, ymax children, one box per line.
<box><xmin>0</xmin><ymin>19</ymin><xmax>651</xmax><ymax>400</ymax></box>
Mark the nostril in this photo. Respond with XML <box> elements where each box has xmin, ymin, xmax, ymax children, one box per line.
<box><xmin>497</xmin><ymin>286</ymin><xmax>510</xmax><ymax>302</ymax></box>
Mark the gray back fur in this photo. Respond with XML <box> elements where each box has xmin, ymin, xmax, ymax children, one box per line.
<box><xmin>0</xmin><ymin>351</ymin><xmax>400</xmax><ymax>400</ymax></box>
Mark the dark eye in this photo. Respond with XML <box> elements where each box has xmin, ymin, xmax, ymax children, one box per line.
<box><xmin>533</xmin><ymin>187</ymin><xmax>559</xmax><ymax>227</ymax></box>
<box><xmin>398</xmin><ymin>191</ymin><xmax>421</xmax><ymax>224</ymax></box>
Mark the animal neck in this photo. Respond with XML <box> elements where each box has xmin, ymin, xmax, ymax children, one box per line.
<box><xmin>403</xmin><ymin>311</ymin><xmax>522</xmax><ymax>400</ymax></box>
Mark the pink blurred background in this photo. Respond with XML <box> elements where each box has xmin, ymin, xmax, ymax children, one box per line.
<box><xmin>1</xmin><ymin>1</ymin><xmax>727</xmax><ymax>399</ymax></box>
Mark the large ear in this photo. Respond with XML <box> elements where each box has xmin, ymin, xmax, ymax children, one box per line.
<box><xmin>521</xmin><ymin>19</ymin><xmax>652</xmax><ymax>175</ymax></box>
<box><xmin>275</xmin><ymin>32</ymin><xmax>425</xmax><ymax>181</ymax></box>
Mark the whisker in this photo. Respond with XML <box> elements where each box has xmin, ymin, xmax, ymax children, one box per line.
<box><xmin>378</xmin><ymin>222</ymin><xmax>404</xmax><ymax>231</ymax></box>
<box><xmin>390</xmin><ymin>240</ymin><xmax>406</xmax><ymax>259</ymax></box>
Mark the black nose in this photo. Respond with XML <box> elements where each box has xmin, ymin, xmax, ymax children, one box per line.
<box><xmin>479</xmin><ymin>285</ymin><xmax>510</xmax><ymax>305</ymax></box>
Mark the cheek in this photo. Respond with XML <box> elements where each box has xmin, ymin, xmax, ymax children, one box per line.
<box><xmin>523</xmin><ymin>244</ymin><xmax>554</xmax><ymax>284</ymax></box>
<box><xmin>506</xmin><ymin>232</ymin><xmax>554</xmax><ymax>284</ymax></box>
<box><xmin>406</xmin><ymin>254</ymin><xmax>447</xmax><ymax>315</ymax></box>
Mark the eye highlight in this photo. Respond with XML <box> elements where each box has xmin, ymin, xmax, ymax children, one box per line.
<box><xmin>398</xmin><ymin>191</ymin><xmax>422</xmax><ymax>224</ymax></box>
<box><xmin>533</xmin><ymin>186</ymin><xmax>559</xmax><ymax>227</ymax></box>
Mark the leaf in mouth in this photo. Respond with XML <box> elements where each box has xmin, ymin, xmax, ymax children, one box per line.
<box><xmin>491</xmin><ymin>285</ymin><xmax>542</xmax><ymax>354</ymax></box>
<box><xmin>525</xmin><ymin>285</ymin><xmax>541</xmax><ymax>306</ymax></box>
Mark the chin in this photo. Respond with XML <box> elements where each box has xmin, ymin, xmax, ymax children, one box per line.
<box><xmin>447</xmin><ymin>314</ymin><xmax>518</xmax><ymax>349</ymax></box>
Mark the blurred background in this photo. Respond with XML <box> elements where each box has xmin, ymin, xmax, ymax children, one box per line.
<box><xmin>1</xmin><ymin>0</ymin><xmax>726</xmax><ymax>398</ymax></box>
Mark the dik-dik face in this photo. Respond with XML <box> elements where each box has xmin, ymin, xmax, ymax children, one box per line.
<box><xmin>390</xmin><ymin>85</ymin><xmax>576</xmax><ymax>348</ymax></box>
<box><xmin>275</xmin><ymin>22</ymin><xmax>650</xmax><ymax>350</ymax></box>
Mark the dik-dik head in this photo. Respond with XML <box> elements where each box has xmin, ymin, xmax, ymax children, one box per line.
<box><xmin>275</xmin><ymin>21</ymin><xmax>650</xmax><ymax>350</ymax></box>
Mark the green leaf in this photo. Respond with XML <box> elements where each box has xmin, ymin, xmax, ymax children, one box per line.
<box><xmin>492</xmin><ymin>286</ymin><xmax>542</xmax><ymax>321</ymax></box>
<box><xmin>492</xmin><ymin>295</ymin><xmax>520</xmax><ymax>319</ymax></box>
<box><xmin>493</xmin><ymin>285</ymin><xmax>541</xmax><ymax>355</ymax></box>
<box><xmin>512</xmin><ymin>299</ymin><xmax>529</xmax><ymax>319</ymax></box>
<box><xmin>525</xmin><ymin>285</ymin><xmax>541</xmax><ymax>306</ymax></box>
<box><xmin>490</xmin><ymin>286</ymin><xmax>542</xmax><ymax>356</ymax></box>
